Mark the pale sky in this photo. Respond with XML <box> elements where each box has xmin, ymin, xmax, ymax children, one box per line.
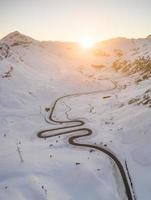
<box><xmin>0</xmin><ymin>0</ymin><xmax>151</xmax><ymax>42</ymax></box>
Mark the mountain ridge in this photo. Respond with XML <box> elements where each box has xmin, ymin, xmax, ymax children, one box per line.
<box><xmin>1</xmin><ymin>31</ymin><xmax>151</xmax><ymax>45</ymax></box>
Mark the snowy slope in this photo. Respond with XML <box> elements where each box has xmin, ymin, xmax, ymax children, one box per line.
<box><xmin>0</xmin><ymin>31</ymin><xmax>151</xmax><ymax>200</ymax></box>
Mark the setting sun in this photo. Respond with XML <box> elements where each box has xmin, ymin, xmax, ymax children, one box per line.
<box><xmin>79</xmin><ymin>37</ymin><xmax>95</xmax><ymax>49</ymax></box>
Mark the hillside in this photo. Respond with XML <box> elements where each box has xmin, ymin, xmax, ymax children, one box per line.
<box><xmin>0</xmin><ymin>31</ymin><xmax>151</xmax><ymax>200</ymax></box>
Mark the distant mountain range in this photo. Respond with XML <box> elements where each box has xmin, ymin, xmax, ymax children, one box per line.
<box><xmin>1</xmin><ymin>31</ymin><xmax>151</xmax><ymax>80</ymax></box>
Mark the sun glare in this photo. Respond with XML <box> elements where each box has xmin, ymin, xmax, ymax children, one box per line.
<box><xmin>79</xmin><ymin>37</ymin><xmax>94</xmax><ymax>49</ymax></box>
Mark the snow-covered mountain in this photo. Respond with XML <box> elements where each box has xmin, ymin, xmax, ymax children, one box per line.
<box><xmin>0</xmin><ymin>31</ymin><xmax>151</xmax><ymax>200</ymax></box>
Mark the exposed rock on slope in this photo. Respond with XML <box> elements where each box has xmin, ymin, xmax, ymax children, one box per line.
<box><xmin>128</xmin><ymin>88</ymin><xmax>151</xmax><ymax>107</ymax></box>
<box><xmin>0</xmin><ymin>43</ymin><xmax>10</xmax><ymax>59</ymax></box>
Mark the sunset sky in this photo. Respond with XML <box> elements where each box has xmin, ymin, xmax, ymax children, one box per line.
<box><xmin>1</xmin><ymin>0</ymin><xmax>151</xmax><ymax>42</ymax></box>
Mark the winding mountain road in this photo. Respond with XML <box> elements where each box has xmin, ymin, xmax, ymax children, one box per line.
<box><xmin>37</xmin><ymin>79</ymin><xmax>134</xmax><ymax>200</ymax></box>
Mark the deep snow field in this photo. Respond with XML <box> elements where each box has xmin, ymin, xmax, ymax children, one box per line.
<box><xmin>0</xmin><ymin>31</ymin><xmax>151</xmax><ymax>200</ymax></box>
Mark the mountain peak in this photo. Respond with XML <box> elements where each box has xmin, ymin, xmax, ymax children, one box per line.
<box><xmin>146</xmin><ymin>35</ymin><xmax>151</xmax><ymax>39</ymax></box>
<box><xmin>1</xmin><ymin>31</ymin><xmax>35</xmax><ymax>46</ymax></box>
<box><xmin>8</xmin><ymin>31</ymin><xmax>21</xmax><ymax>36</ymax></box>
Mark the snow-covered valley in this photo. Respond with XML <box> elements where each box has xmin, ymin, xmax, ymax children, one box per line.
<box><xmin>0</xmin><ymin>31</ymin><xmax>151</xmax><ymax>200</ymax></box>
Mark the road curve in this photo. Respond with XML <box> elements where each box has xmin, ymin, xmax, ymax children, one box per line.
<box><xmin>37</xmin><ymin>79</ymin><xmax>134</xmax><ymax>200</ymax></box>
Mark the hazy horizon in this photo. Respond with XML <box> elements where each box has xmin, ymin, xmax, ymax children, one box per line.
<box><xmin>1</xmin><ymin>0</ymin><xmax>151</xmax><ymax>42</ymax></box>
<box><xmin>1</xmin><ymin>30</ymin><xmax>151</xmax><ymax>43</ymax></box>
